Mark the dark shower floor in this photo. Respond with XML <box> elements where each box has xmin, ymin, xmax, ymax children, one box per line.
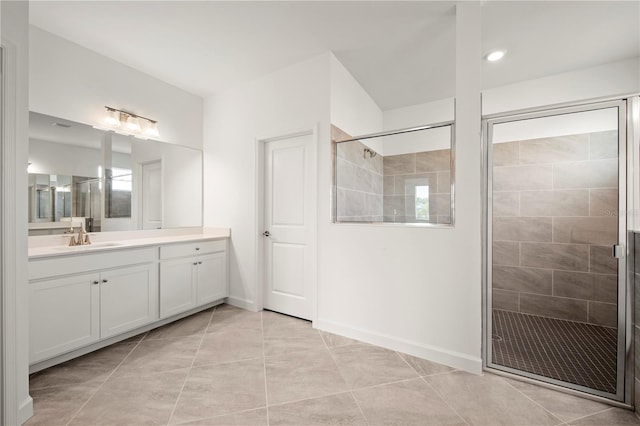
<box><xmin>492</xmin><ymin>309</ymin><xmax>617</xmax><ymax>394</ymax></box>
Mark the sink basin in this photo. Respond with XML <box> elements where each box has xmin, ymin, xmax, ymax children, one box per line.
<box><xmin>53</xmin><ymin>242</ymin><xmax>124</xmax><ymax>251</ymax></box>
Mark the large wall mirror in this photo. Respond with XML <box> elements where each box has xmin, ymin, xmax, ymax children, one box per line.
<box><xmin>28</xmin><ymin>112</ymin><xmax>203</xmax><ymax>235</ymax></box>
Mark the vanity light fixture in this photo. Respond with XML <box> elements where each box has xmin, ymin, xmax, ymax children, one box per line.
<box><xmin>101</xmin><ymin>106</ymin><xmax>159</xmax><ymax>139</ymax></box>
<box><xmin>485</xmin><ymin>50</ymin><xmax>506</xmax><ymax>62</ymax></box>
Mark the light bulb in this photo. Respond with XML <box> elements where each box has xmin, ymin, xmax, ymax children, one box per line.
<box><xmin>144</xmin><ymin>121</ymin><xmax>159</xmax><ymax>138</ymax></box>
<box><xmin>125</xmin><ymin>115</ymin><xmax>141</xmax><ymax>132</ymax></box>
<box><xmin>486</xmin><ymin>50</ymin><xmax>506</xmax><ymax>62</ymax></box>
<box><xmin>104</xmin><ymin>109</ymin><xmax>120</xmax><ymax>127</ymax></box>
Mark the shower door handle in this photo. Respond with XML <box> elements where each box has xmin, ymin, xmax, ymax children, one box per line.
<box><xmin>612</xmin><ymin>244</ymin><xmax>624</xmax><ymax>259</ymax></box>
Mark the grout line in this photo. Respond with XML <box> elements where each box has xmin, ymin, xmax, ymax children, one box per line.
<box><xmin>65</xmin><ymin>333</ymin><xmax>147</xmax><ymax>426</ymax></box>
<box><xmin>556</xmin><ymin>407</ymin><xmax>616</xmax><ymax>424</ymax></box>
<box><xmin>420</xmin><ymin>376</ymin><xmax>470</xmax><ymax>426</ymax></box>
<box><xmin>349</xmin><ymin>391</ymin><xmax>370</xmax><ymax>426</ymax></box>
<box><xmin>170</xmin><ymin>406</ymin><xmax>268</xmax><ymax>426</ymax></box>
<box><xmin>260</xmin><ymin>310</ymin><xmax>270</xmax><ymax>426</ymax></box>
<box><xmin>394</xmin><ymin>351</ymin><xmax>422</xmax><ymax>377</ymax></box>
<box><xmin>500</xmin><ymin>376</ymin><xmax>564</xmax><ymax>425</ymax></box>
<box><xmin>166</xmin><ymin>306</ymin><xmax>216</xmax><ymax>425</ymax></box>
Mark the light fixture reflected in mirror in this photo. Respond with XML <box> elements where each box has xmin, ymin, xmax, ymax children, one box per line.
<box><xmin>99</xmin><ymin>106</ymin><xmax>159</xmax><ymax>139</ymax></box>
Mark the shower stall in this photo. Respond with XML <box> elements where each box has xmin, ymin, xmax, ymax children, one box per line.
<box><xmin>483</xmin><ymin>97</ymin><xmax>636</xmax><ymax>405</ymax></box>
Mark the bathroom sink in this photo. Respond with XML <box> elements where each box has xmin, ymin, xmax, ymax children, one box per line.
<box><xmin>53</xmin><ymin>242</ymin><xmax>124</xmax><ymax>251</ymax></box>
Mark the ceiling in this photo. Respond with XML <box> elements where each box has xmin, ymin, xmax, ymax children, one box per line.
<box><xmin>29</xmin><ymin>1</ymin><xmax>639</xmax><ymax>111</ymax></box>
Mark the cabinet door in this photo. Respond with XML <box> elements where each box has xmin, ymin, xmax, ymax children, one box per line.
<box><xmin>29</xmin><ymin>273</ymin><xmax>100</xmax><ymax>363</ymax></box>
<box><xmin>196</xmin><ymin>252</ymin><xmax>228</xmax><ymax>305</ymax></box>
<box><xmin>160</xmin><ymin>257</ymin><xmax>197</xmax><ymax>318</ymax></box>
<box><xmin>100</xmin><ymin>264</ymin><xmax>159</xmax><ymax>339</ymax></box>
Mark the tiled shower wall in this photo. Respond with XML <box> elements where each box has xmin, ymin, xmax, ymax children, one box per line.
<box><xmin>492</xmin><ymin>131</ymin><xmax>619</xmax><ymax>326</ymax></box>
<box><xmin>634</xmin><ymin>234</ymin><xmax>640</xmax><ymax>416</ymax></box>
<box><xmin>333</xmin><ymin>125</ymin><xmax>383</xmax><ymax>222</ymax></box>
<box><xmin>382</xmin><ymin>149</ymin><xmax>452</xmax><ymax>224</ymax></box>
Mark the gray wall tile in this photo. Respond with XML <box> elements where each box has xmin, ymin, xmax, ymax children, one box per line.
<box><xmin>493</xmin><ymin>266</ymin><xmax>552</xmax><ymax>295</ymax></box>
<box><xmin>415</xmin><ymin>149</ymin><xmax>450</xmax><ymax>173</ymax></box>
<box><xmin>429</xmin><ymin>193</ymin><xmax>452</xmax><ymax>217</ymax></box>
<box><xmin>437</xmin><ymin>171</ymin><xmax>450</xmax><ymax>194</ymax></box>
<box><xmin>384</xmin><ymin>154</ymin><xmax>415</xmax><ymax>176</ymax></box>
<box><xmin>521</xmin><ymin>242</ymin><xmax>589</xmax><ymax>271</ymax></box>
<box><xmin>552</xmin><ymin>217</ymin><xmax>617</xmax><ymax>245</ymax></box>
<box><xmin>553</xmin><ymin>159</ymin><xmax>618</xmax><ymax>189</ymax></box>
<box><xmin>383</xmin><ymin>195</ymin><xmax>405</xmax><ymax>218</ymax></box>
<box><xmin>493</xmin><ymin>192</ymin><xmax>520</xmax><ymax>217</ymax></box>
<box><xmin>594</xmin><ymin>274</ymin><xmax>617</xmax><ymax>304</ymax></box>
<box><xmin>493</xmin><ymin>165</ymin><xmax>553</xmax><ymax>191</ymax></box>
<box><xmin>589</xmin><ymin>130</ymin><xmax>618</xmax><ymax>160</ymax></box>
<box><xmin>383</xmin><ymin>176</ymin><xmax>395</xmax><ymax>196</ymax></box>
<box><xmin>493</xmin><ymin>217</ymin><xmax>552</xmax><ymax>242</ymax></box>
<box><xmin>589</xmin><ymin>188</ymin><xmax>618</xmax><ymax>217</ymax></box>
<box><xmin>590</xmin><ymin>245</ymin><xmax>617</xmax><ymax>274</ymax></box>
<box><xmin>492</xmin><ymin>142</ymin><xmax>519</xmax><ymax>167</ymax></box>
<box><xmin>394</xmin><ymin>173</ymin><xmax>437</xmax><ymax>196</ymax></box>
<box><xmin>588</xmin><ymin>301</ymin><xmax>617</xmax><ymax>327</ymax></box>
<box><xmin>520</xmin><ymin>190</ymin><xmax>589</xmax><ymax>217</ymax></box>
<box><xmin>493</xmin><ymin>289</ymin><xmax>519</xmax><ymax>311</ymax></box>
<box><xmin>553</xmin><ymin>270</ymin><xmax>596</xmax><ymax>300</ymax></box>
<box><xmin>520</xmin><ymin>293</ymin><xmax>588</xmax><ymax>322</ymax></box>
<box><xmin>493</xmin><ymin>241</ymin><xmax>520</xmax><ymax>266</ymax></box>
<box><xmin>519</xmin><ymin>134</ymin><xmax>589</xmax><ymax>165</ymax></box>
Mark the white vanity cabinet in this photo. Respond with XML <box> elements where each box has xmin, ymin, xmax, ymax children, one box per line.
<box><xmin>28</xmin><ymin>247</ymin><xmax>158</xmax><ymax>364</ymax></box>
<box><xmin>160</xmin><ymin>240</ymin><xmax>228</xmax><ymax>318</ymax></box>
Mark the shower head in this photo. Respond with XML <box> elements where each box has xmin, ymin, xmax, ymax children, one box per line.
<box><xmin>363</xmin><ymin>148</ymin><xmax>377</xmax><ymax>159</ymax></box>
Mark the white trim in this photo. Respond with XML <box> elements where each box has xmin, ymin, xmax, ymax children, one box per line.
<box><xmin>225</xmin><ymin>295</ymin><xmax>258</xmax><ymax>312</ymax></box>
<box><xmin>314</xmin><ymin>318</ymin><xmax>483</xmax><ymax>374</ymax></box>
<box><xmin>255</xmin><ymin>125</ymin><xmax>319</xmax><ymax>322</ymax></box>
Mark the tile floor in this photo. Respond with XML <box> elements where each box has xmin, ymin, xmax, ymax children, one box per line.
<box><xmin>26</xmin><ymin>304</ymin><xmax>640</xmax><ymax>426</ymax></box>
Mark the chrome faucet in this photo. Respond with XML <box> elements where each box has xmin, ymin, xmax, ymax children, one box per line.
<box><xmin>67</xmin><ymin>228</ymin><xmax>91</xmax><ymax>246</ymax></box>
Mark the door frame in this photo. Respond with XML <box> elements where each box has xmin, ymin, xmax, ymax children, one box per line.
<box><xmin>481</xmin><ymin>96</ymin><xmax>636</xmax><ymax>407</ymax></box>
<box><xmin>255</xmin><ymin>125</ymin><xmax>318</xmax><ymax>322</ymax></box>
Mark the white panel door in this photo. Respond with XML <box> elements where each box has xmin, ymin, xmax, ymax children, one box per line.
<box><xmin>264</xmin><ymin>133</ymin><xmax>313</xmax><ymax>320</ymax></box>
<box><xmin>142</xmin><ymin>160</ymin><xmax>162</xmax><ymax>230</ymax></box>
<box><xmin>100</xmin><ymin>264</ymin><xmax>159</xmax><ymax>338</ymax></box>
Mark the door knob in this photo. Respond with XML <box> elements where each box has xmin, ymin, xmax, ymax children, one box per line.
<box><xmin>263</xmin><ymin>231</ymin><xmax>270</xmax><ymax>237</ymax></box>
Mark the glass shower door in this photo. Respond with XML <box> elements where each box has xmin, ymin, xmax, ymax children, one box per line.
<box><xmin>485</xmin><ymin>100</ymin><xmax>627</xmax><ymax>402</ymax></box>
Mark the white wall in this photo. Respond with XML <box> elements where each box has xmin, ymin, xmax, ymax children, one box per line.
<box><xmin>203</xmin><ymin>53</ymin><xmax>330</xmax><ymax>309</ymax></box>
<box><xmin>29</xmin><ymin>26</ymin><xmax>204</xmax><ymax>150</ymax></box>
<box><xmin>2</xmin><ymin>1</ymin><xmax>34</xmax><ymax>423</ymax></box>
<box><xmin>483</xmin><ymin>57</ymin><xmax>640</xmax><ymax>115</ymax></box>
<box><xmin>330</xmin><ymin>53</ymin><xmax>383</xmax><ymax>153</ymax></box>
<box><xmin>315</xmin><ymin>3</ymin><xmax>483</xmax><ymax>373</ymax></box>
<box><xmin>28</xmin><ymin>139</ymin><xmax>101</xmax><ymax>177</ymax></box>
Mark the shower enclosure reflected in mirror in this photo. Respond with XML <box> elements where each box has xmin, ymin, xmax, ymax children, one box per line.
<box><xmin>332</xmin><ymin>122</ymin><xmax>454</xmax><ymax>225</ymax></box>
<box><xmin>28</xmin><ymin>111</ymin><xmax>203</xmax><ymax>235</ymax></box>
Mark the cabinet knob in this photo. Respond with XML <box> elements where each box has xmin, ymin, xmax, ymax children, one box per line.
<box><xmin>92</xmin><ymin>280</ymin><xmax>99</xmax><ymax>285</ymax></box>
<box><xmin>102</xmin><ymin>279</ymin><xmax>108</xmax><ymax>283</ymax></box>
<box><xmin>195</xmin><ymin>247</ymin><xmax>200</xmax><ymax>251</ymax></box>
<box><xmin>198</xmin><ymin>261</ymin><xmax>202</xmax><ymax>264</ymax></box>
<box><xmin>193</xmin><ymin>262</ymin><xmax>198</xmax><ymax>265</ymax></box>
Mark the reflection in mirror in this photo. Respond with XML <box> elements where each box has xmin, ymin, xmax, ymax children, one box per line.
<box><xmin>333</xmin><ymin>123</ymin><xmax>453</xmax><ymax>225</ymax></box>
<box><xmin>28</xmin><ymin>111</ymin><xmax>203</xmax><ymax>235</ymax></box>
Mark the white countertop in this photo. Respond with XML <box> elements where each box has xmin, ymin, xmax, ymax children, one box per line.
<box><xmin>28</xmin><ymin>228</ymin><xmax>230</xmax><ymax>259</ymax></box>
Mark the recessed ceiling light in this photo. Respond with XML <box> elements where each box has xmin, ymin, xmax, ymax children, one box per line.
<box><xmin>486</xmin><ymin>50</ymin><xmax>506</xmax><ymax>62</ymax></box>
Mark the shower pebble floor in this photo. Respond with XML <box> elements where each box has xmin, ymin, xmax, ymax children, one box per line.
<box><xmin>26</xmin><ymin>304</ymin><xmax>639</xmax><ymax>425</ymax></box>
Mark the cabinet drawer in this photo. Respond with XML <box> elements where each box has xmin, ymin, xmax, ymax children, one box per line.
<box><xmin>160</xmin><ymin>239</ymin><xmax>226</xmax><ymax>259</ymax></box>
<box><xmin>29</xmin><ymin>247</ymin><xmax>158</xmax><ymax>281</ymax></box>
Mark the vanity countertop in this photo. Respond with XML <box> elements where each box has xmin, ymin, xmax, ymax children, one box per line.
<box><xmin>28</xmin><ymin>228</ymin><xmax>230</xmax><ymax>259</ymax></box>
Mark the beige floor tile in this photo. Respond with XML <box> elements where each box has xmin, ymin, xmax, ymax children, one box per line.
<box><xmin>263</xmin><ymin>313</ymin><xmax>325</xmax><ymax>357</ymax></box>
<box><xmin>114</xmin><ymin>335</ymin><xmax>201</xmax><ymax>376</ymax></box>
<box><xmin>353</xmin><ymin>378</ymin><xmax>465</xmax><ymax>425</ymax></box>
<box><xmin>568</xmin><ymin>408</ymin><xmax>640</xmax><ymax>425</ymax></box>
<box><xmin>330</xmin><ymin>344</ymin><xmax>418</xmax><ymax>389</ymax></box>
<box><xmin>145</xmin><ymin>308</ymin><xmax>213</xmax><ymax>340</ymax></box>
<box><xmin>503</xmin><ymin>377</ymin><xmax>610</xmax><ymax>423</ymax></box>
<box><xmin>265</xmin><ymin>349</ymin><xmax>348</xmax><ymax>405</ymax></box>
<box><xmin>179</xmin><ymin>408</ymin><xmax>268</xmax><ymax>425</ymax></box>
<box><xmin>170</xmin><ymin>358</ymin><xmax>266</xmax><ymax>424</ymax></box>
<box><xmin>25</xmin><ymin>381</ymin><xmax>101</xmax><ymax>426</ymax></box>
<box><xmin>269</xmin><ymin>393</ymin><xmax>367</xmax><ymax>426</ymax></box>
<box><xmin>397</xmin><ymin>352</ymin><xmax>455</xmax><ymax>376</ymax></box>
<box><xmin>194</xmin><ymin>327</ymin><xmax>263</xmax><ymax>367</ymax></box>
<box><xmin>206</xmin><ymin>305</ymin><xmax>262</xmax><ymax>333</ymax></box>
<box><xmin>319</xmin><ymin>331</ymin><xmax>359</xmax><ymax>348</ymax></box>
<box><xmin>29</xmin><ymin>343</ymin><xmax>136</xmax><ymax>389</ymax></box>
<box><xmin>69</xmin><ymin>369</ymin><xmax>188</xmax><ymax>425</ymax></box>
<box><xmin>426</xmin><ymin>371</ymin><xmax>561</xmax><ymax>425</ymax></box>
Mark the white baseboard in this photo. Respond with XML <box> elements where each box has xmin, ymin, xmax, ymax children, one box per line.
<box><xmin>225</xmin><ymin>296</ymin><xmax>258</xmax><ymax>312</ymax></box>
<box><xmin>314</xmin><ymin>318</ymin><xmax>482</xmax><ymax>375</ymax></box>
<box><xmin>18</xmin><ymin>396</ymin><xmax>33</xmax><ymax>425</ymax></box>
